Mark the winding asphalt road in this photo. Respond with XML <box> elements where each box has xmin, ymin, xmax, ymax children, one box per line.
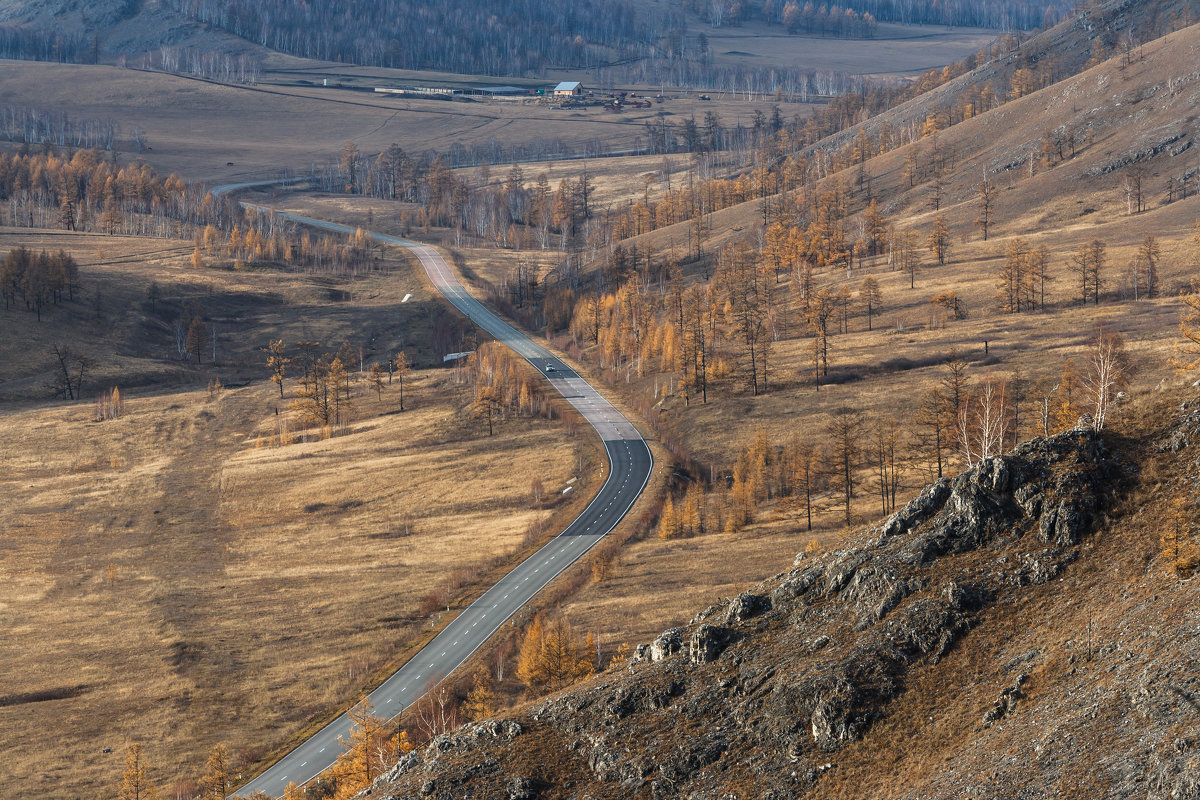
<box><xmin>231</xmin><ymin>208</ymin><xmax>653</xmax><ymax>797</ymax></box>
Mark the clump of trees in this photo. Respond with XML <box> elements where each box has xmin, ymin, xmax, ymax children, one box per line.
<box><xmin>328</xmin><ymin>699</ymin><xmax>413</xmax><ymax>798</ymax></box>
<box><xmin>0</xmin><ymin>247</ymin><xmax>79</xmax><ymax>318</ymax></box>
<box><xmin>516</xmin><ymin>614</ymin><xmax>595</xmax><ymax>692</ymax></box>
<box><xmin>464</xmin><ymin>342</ymin><xmax>567</xmax><ymax>436</ymax></box>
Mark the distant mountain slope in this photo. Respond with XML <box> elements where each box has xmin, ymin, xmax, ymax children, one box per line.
<box><xmin>0</xmin><ymin>0</ymin><xmax>265</xmax><ymax>62</ymax></box>
<box><xmin>810</xmin><ymin>0</ymin><xmax>1200</xmax><ymax>158</ymax></box>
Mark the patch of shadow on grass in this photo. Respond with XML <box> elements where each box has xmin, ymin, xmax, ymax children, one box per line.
<box><xmin>0</xmin><ymin>684</ymin><xmax>90</xmax><ymax>707</ymax></box>
<box><xmin>303</xmin><ymin>499</ymin><xmax>363</xmax><ymax>513</ymax></box>
<box><xmin>168</xmin><ymin>641</ymin><xmax>204</xmax><ymax>673</ymax></box>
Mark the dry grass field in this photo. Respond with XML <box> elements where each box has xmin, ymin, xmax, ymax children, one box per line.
<box><xmin>696</xmin><ymin>20</ymin><xmax>996</xmax><ymax>78</ymax></box>
<box><xmin>0</xmin><ymin>231</ymin><xmax>601</xmax><ymax>798</ymax></box>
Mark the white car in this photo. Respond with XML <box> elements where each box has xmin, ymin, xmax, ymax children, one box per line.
<box><xmin>545</xmin><ymin>365</ymin><xmax>556</xmax><ymax>373</ymax></box>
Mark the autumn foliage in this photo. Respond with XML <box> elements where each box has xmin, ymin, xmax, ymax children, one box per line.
<box><xmin>516</xmin><ymin>614</ymin><xmax>595</xmax><ymax>693</ymax></box>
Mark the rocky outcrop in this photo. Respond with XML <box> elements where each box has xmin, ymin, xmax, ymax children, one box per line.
<box><xmin>361</xmin><ymin>427</ymin><xmax>1200</xmax><ymax>800</ymax></box>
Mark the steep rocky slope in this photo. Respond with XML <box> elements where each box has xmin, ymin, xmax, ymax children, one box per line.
<box><xmin>360</xmin><ymin>400</ymin><xmax>1200</xmax><ymax>800</ymax></box>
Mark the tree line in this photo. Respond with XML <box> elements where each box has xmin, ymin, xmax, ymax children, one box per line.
<box><xmin>136</xmin><ymin>47</ymin><xmax>263</xmax><ymax>84</ymax></box>
<box><xmin>0</xmin><ymin>148</ymin><xmax>380</xmax><ymax>276</ymax></box>
<box><xmin>0</xmin><ymin>104</ymin><xmax>121</xmax><ymax>150</ymax></box>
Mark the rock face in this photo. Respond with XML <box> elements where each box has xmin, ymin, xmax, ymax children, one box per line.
<box><xmin>361</xmin><ymin>428</ymin><xmax>1200</xmax><ymax>800</ymax></box>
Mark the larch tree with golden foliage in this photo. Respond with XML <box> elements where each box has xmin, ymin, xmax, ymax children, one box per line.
<box><xmin>391</xmin><ymin>350</ymin><xmax>411</xmax><ymax>410</ymax></box>
<box><xmin>657</xmin><ymin>493</ymin><xmax>680</xmax><ymax>540</ymax></box>
<box><xmin>461</xmin><ymin>668</ymin><xmax>497</xmax><ymax>721</ymax></box>
<box><xmin>927</xmin><ymin>215</ymin><xmax>951</xmax><ymax>265</ymax></box>
<box><xmin>186</xmin><ymin>316</ymin><xmax>208</xmax><ymax>364</ymax></box>
<box><xmin>785</xmin><ymin>435</ymin><xmax>821</xmax><ymax>531</ymax></box>
<box><xmin>266</xmin><ymin>339</ymin><xmax>290</xmax><ymax>398</ymax></box>
<box><xmin>1171</xmin><ymin>281</ymin><xmax>1200</xmax><ymax>373</ymax></box>
<box><xmin>197</xmin><ymin>743</ymin><xmax>230</xmax><ymax>800</ymax></box>
<box><xmin>975</xmin><ymin>171</ymin><xmax>998</xmax><ymax>241</ymax></box>
<box><xmin>331</xmin><ymin>697</ymin><xmax>411</xmax><ymax>798</ymax></box>
<box><xmin>826</xmin><ymin>407</ymin><xmax>862</xmax><ymax>527</ymax></box>
<box><xmin>996</xmin><ymin>237</ymin><xmax>1034</xmax><ymax>313</ymax></box>
<box><xmin>1070</xmin><ymin>239</ymin><xmax>1106</xmax><ymax>306</ymax></box>
<box><xmin>1163</xmin><ymin>494</ymin><xmax>1199</xmax><ymax>577</ymax></box>
<box><xmin>516</xmin><ymin>614</ymin><xmax>594</xmax><ymax>693</ymax></box>
<box><xmin>368</xmin><ymin>362</ymin><xmax>385</xmax><ymax>400</ymax></box>
<box><xmin>470</xmin><ymin>384</ymin><xmax>504</xmax><ymax>436</ymax></box>
<box><xmin>897</xmin><ymin>230</ymin><xmax>922</xmax><ymax>288</ymax></box>
<box><xmin>1051</xmin><ymin>359</ymin><xmax>1086</xmax><ymax>433</ymax></box>
<box><xmin>120</xmin><ymin>743</ymin><xmax>160</xmax><ymax>800</ymax></box>
<box><xmin>859</xmin><ymin>275</ymin><xmax>888</xmax><ymax>331</ymax></box>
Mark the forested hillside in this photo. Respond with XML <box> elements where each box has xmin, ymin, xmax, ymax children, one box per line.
<box><xmin>162</xmin><ymin>0</ymin><xmax>662</xmax><ymax>76</ymax></box>
<box><xmin>0</xmin><ymin>0</ymin><xmax>1131</xmax><ymax>81</ymax></box>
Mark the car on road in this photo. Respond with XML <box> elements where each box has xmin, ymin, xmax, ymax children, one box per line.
<box><xmin>545</xmin><ymin>365</ymin><xmax>556</xmax><ymax>373</ymax></box>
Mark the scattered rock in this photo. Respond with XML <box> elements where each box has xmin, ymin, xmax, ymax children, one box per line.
<box><xmin>689</xmin><ymin>624</ymin><xmax>731</xmax><ymax>664</ymax></box>
<box><xmin>649</xmin><ymin>628</ymin><xmax>683</xmax><ymax>661</ymax></box>
<box><xmin>983</xmin><ymin>673</ymin><xmax>1028</xmax><ymax>726</ymax></box>
<box><xmin>724</xmin><ymin>592</ymin><xmax>769</xmax><ymax>623</ymax></box>
<box><xmin>507</xmin><ymin>776</ymin><xmax>535</xmax><ymax>799</ymax></box>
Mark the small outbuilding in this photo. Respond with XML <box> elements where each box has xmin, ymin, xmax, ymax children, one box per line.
<box><xmin>553</xmin><ymin>81</ymin><xmax>584</xmax><ymax>97</ymax></box>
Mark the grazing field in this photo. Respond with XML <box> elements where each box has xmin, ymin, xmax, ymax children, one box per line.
<box><xmin>0</xmin><ymin>231</ymin><xmax>599</xmax><ymax>799</ymax></box>
<box><xmin>698</xmin><ymin>20</ymin><xmax>997</xmax><ymax>77</ymax></box>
